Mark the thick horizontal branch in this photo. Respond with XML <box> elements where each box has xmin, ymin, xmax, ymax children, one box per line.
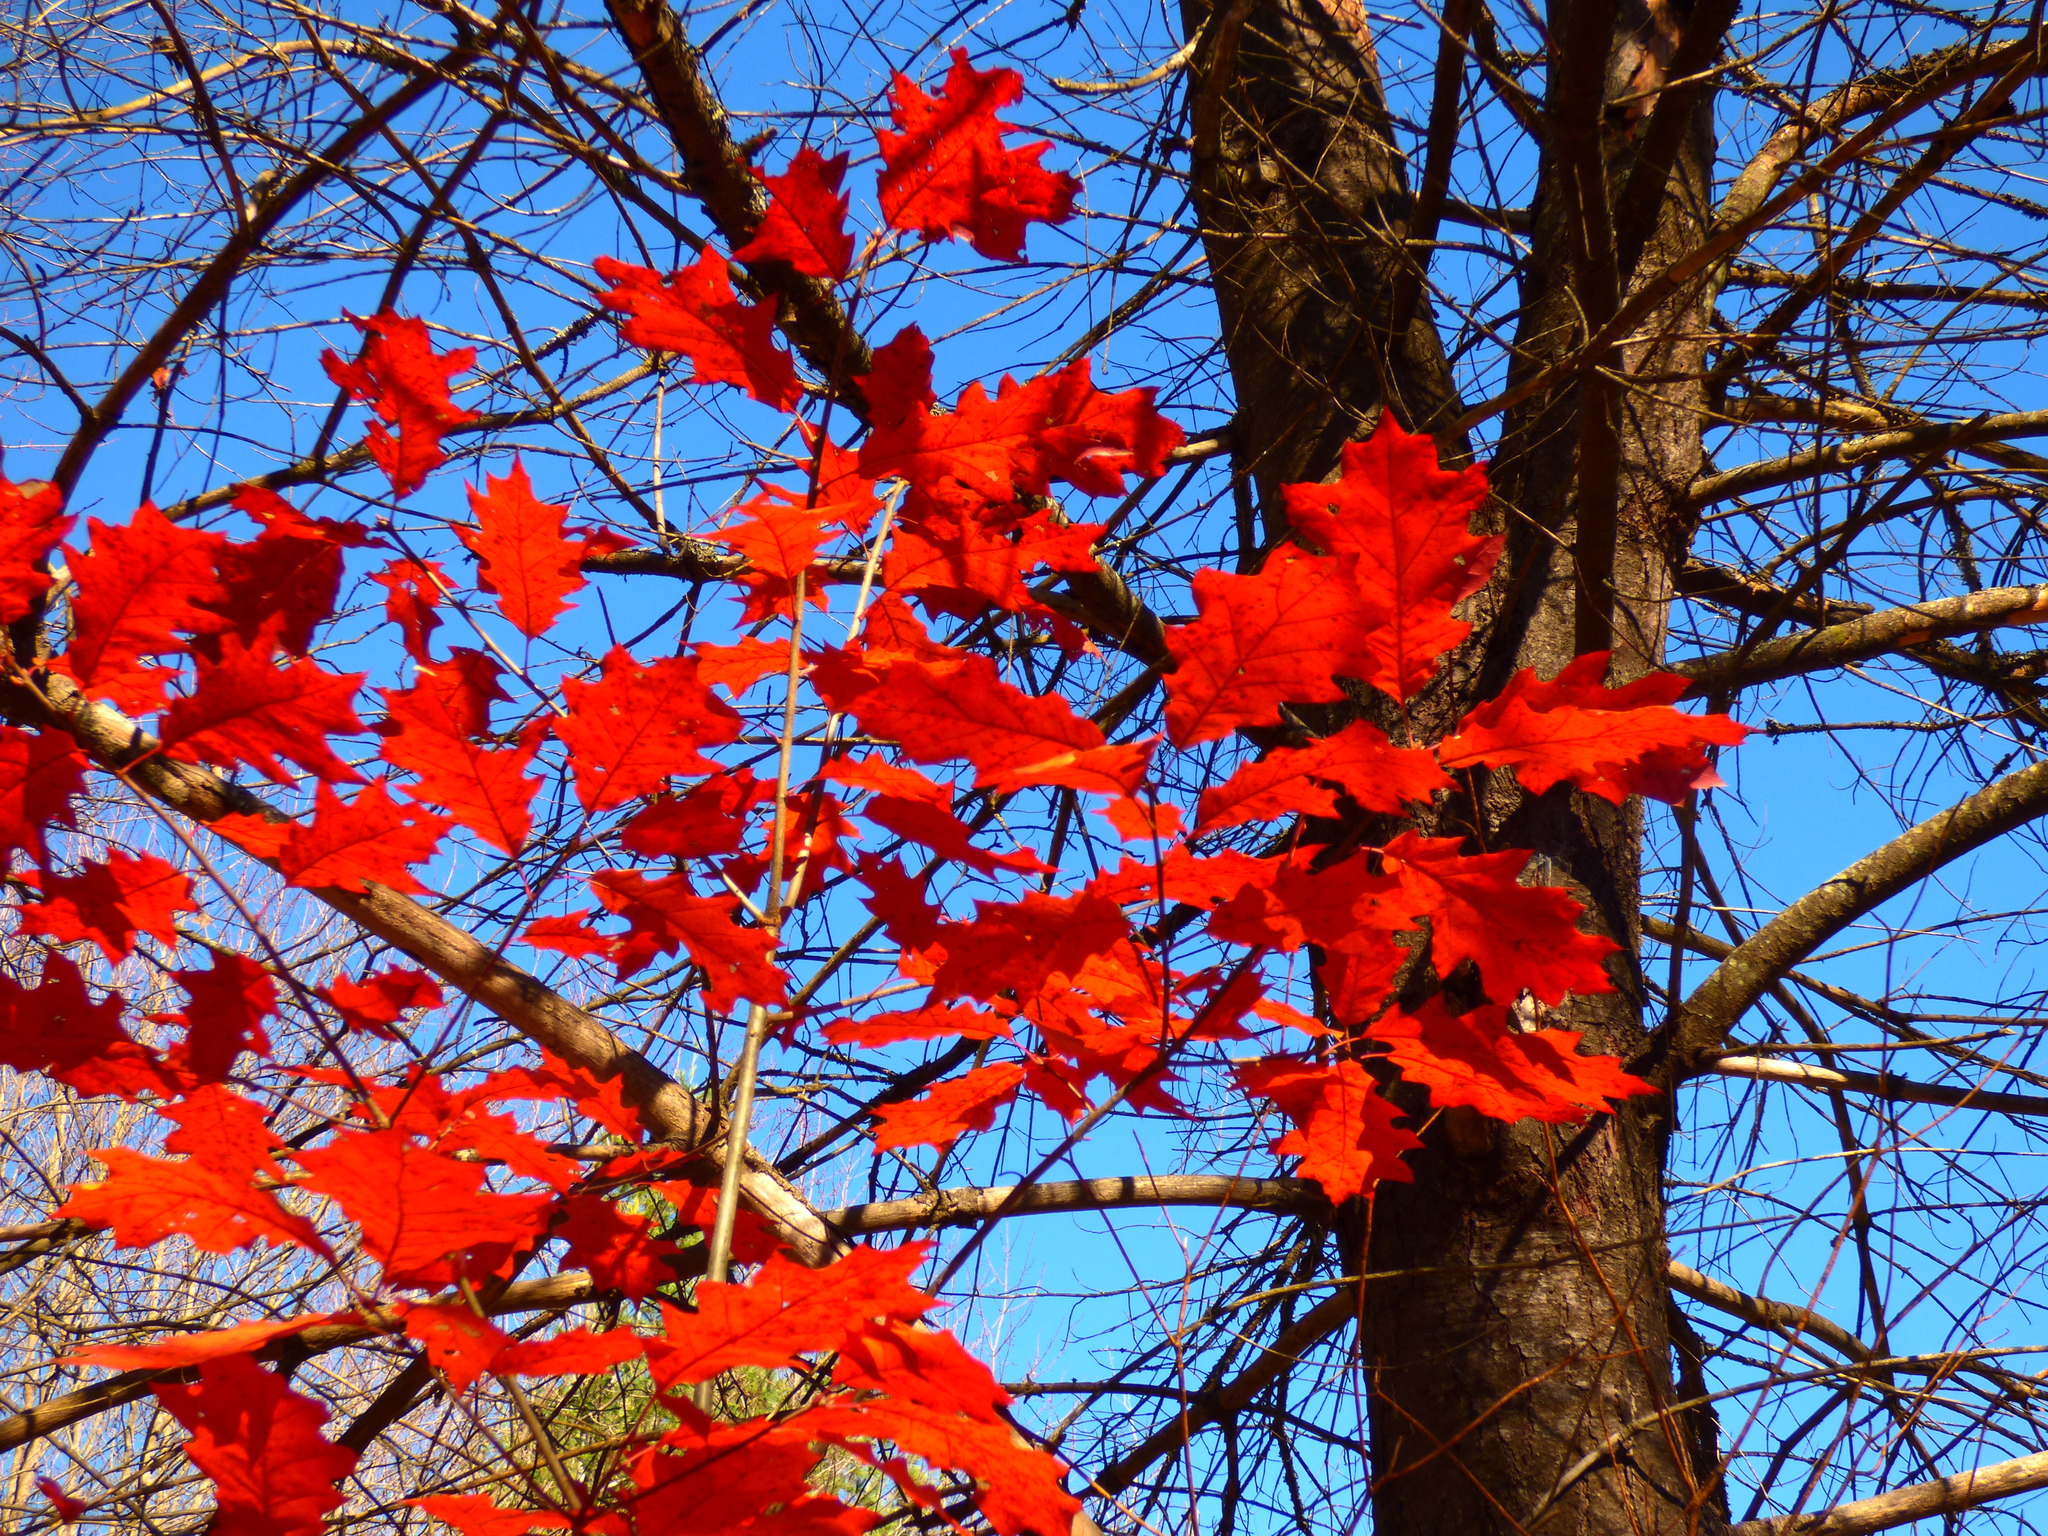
<box><xmin>1669</xmin><ymin>755</ymin><xmax>2048</xmax><ymax>1075</ymax></box>
<box><xmin>826</xmin><ymin>1176</ymin><xmax>1324</xmax><ymax>1234</ymax></box>
<box><xmin>1677</xmin><ymin>586</ymin><xmax>2048</xmax><ymax>694</ymax></box>
<box><xmin>0</xmin><ymin>669</ymin><xmax>843</xmax><ymax>1266</ymax></box>
<box><xmin>1734</xmin><ymin>1450</ymin><xmax>2048</xmax><ymax>1536</ymax></box>
<box><xmin>1710</xmin><ymin>1054</ymin><xmax>2048</xmax><ymax>1117</ymax></box>
<box><xmin>1667</xmin><ymin>1259</ymin><xmax>1870</xmax><ymax>1362</ymax></box>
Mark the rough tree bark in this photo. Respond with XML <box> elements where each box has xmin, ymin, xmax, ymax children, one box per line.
<box><xmin>1178</xmin><ymin>0</ymin><xmax>1726</xmax><ymax>1529</ymax></box>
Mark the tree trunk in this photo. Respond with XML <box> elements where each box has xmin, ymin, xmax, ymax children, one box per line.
<box><xmin>1179</xmin><ymin>0</ymin><xmax>1727</xmax><ymax>1528</ymax></box>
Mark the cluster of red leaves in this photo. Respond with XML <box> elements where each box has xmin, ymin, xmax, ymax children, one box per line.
<box><xmin>3</xmin><ymin>50</ymin><xmax>1750</xmax><ymax>1536</ymax></box>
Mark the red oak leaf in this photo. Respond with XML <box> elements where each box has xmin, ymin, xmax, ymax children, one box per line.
<box><xmin>931</xmin><ymin>890</ymin><xmax>1131</xmax><ymax>1003</ymax></box>
<box><xmin>1232</xmin><ymin>1057</ymin><xmax>1419</xmax><ymax>1203</ymax></box>
<box><xmin>733</xmin><ymin>146</ymin><xmax>856</xmax><ymax>279</ymax></box>
<box><xmin>294</xmin><ymin>1128</ymin><xmax>554</xmax><ymax>1288</ymax></box>
<box><xmin>0</xmin><ymin>956</ymin><xmax>168</xmax><ymax>1099</ymax></box>
<box><xmin>822</xmin><ymin>756</ymin><xmax>1049</xmax><ymax>876</ymax></box>
<box><xmin>657</xmin><ymin>1179</ymin><xmax>782</xmax><ymax>1265</ymax></box>
<box><xmin>553</xmin><ymin>1195</ymin><xmax>684</xmax><ymax>1300</ymax></box>
<box><xmin>278</xmin><ymin>779</ymin><xmax>452</xmax><ymax>894</ymax></box>
<box><xmin>523</xmin><ymin>912</ymin><xmax>617</xmax><ymax>961</ymax></box>
<box><xmin>872</xmin><ymin>1062</ymin><xmax>1025</xmax><ymax>1152</ymax></box>
<box><xmin>68</xmin><ymin>1314</ymin><xmax>322</xmax><ymax>1371</ymax></box>
<box><xmin>620</xmin><ymin>770</ymin><xmax>772</xmax><ymax>862</ymax></box>
<box><xmin>0</xmin><ymin>475</ymin><xmax>68</xmax><ymax>622</ymax></box>
<box><xmin>1279</xmin><ymin>418</ymin><xmax>1496</xmax><ymax>701</ymax></box>
<box><xmin>474</xmin><ymin>1049</ymin><xmax>649</xmax><ymax>1143</ymax></box>
<box><xmin>877</xmin><ymin>49</ymin><xmax>1079</xmax><ymax>260</ymax></box>
<box><xmin>835</xmin><ymin>1320</ymin><xmax>1013</xmax><ymax>1420</ymax></box>
<box><xmin>209</xmin><ymin>489</ymin><xmax>368</xmax><ymax>656</ymax></box>
<box><xmin>1163</xmin><ymin>549</ymin><xmax>1374</xmax><ymax>746</ymax></box>
<box><xmin>694</xmin><ymin>636</ymin><xmax>792</xmax><ymax>694</ymax></box>
<box><xmin>439</xmin><ymin>1108</ymin><xmax>585</xmax><ymax>1192</ymax></box>
<box><xmin>854</xmin><ymin>856</ymin><xmax>946</xmax><ymax>952</ymax></box>
<box><xmin>1365</xmin><ymin>998</ymin><xmax>1652</xmax><ymax>1123</ymax></box>
<box><xmin>409</xmin><ymin>1495</ymin><xmax>571</xmax><ymax>1536</ymax></box>
<box><xmin>60</xmin><ymin>503</ymin><xmax>229</xmax><ymax>711</ymax></box>
<box><xmin>1436</xmin><ymin>652</ymin><xmax>1751</xmax><ymax>804</ymax></box>
<box><xmin>804</xmin><ymin>1397</ymin><xmax>1080</xmax><ymax>1536</ymax></box>
<box><xmin>556</xmin><ymin>646</ymin><xmax>743</xmax><ymax>812</ymax></box>
<box><xmin>1194</xmin><ymin>720</ymin><xmax>1453</xmax><ymax>832</ymax></box>
<box><xmin>159</xmin><ymin>628</ymin><xmax>366</xmax><ymax>786</ymax></box>
<box><xmin>611</xmin><ymin>1423</ymin><xmax>869</xmax><ymax>1536</ymax></box>
<box><xmin>380</xmin><ymin>649</ymin><xmax>539</xmax><ymax>853</ymax></box>
<box><xmin>155</xmin><ymin>1355</ymin><xmax>359</xmax><ymax>1536</ymax></box>
<box><xmin>323</xmin><ymin>966</ymin><xmax>443</xmax><ymax>1041</ymax></box>
<box><xmin>17</xmin><ymin>851</ymin><xmax>196</xmax><ymax>963</ymax></box>
<box><xmin>824</xmin><ymin>1001</ymin><xmax>1013</xmax><ymax>1048</ymax></box>
<box><xmin>322</xmin><ymin>311</ymin><xmax>478</xmax><ymax>498</ymax></box>
<box><xmin>857</xmin><ymin>332</ymin><xmax>1180</xmax><ymax>513</ymax></box>
<box><xmin>460</xmin><ymin>460</ymin><xmax>587</xmax><ymax>638</ymax></box>
<box><xmin>490</xmin><ymin>1327</ymin><xmax>645</xmax><ymax>1377</ymax></box>
<box><xmin>36</xmin><ymin>1478</ymin><xmax>86</xmax><ymax>1525</ymax></box>
<box><xmin>373</xmin><ymin>556</ymin><xmax>447</xmax><ymax>661</ymax></box>
<box><xmin>643</xmin><ymin>1243</ymin><xmax>934</xmax><ymax>1389</ymax></box>
<box><xmin>403</xmin><ymin>1302</ymin><xmax>510</xmax><ymax>1390</ymax></box>
<box><xmin>0</xmin><ymin>726</ymin><xmax>85</xmax><ymax>869</ymax></box>
<box><xmin>716</xmin><ymin>488</ymin><xmax>832</xmax><ymax>623</ymax></box>
<box><xmin>595</xmin><ymin>252</ymin><xmax>800</xmax><ymax>410</ymax></box>
<box><xmin>166</xmin><ymin>953</ymin><xmax>277</xmax><ymax>1084</ymax></box>
<box><xmin>588</xmin><ymin>870</ymin><xmax>786</xmax><ymax>1008</ymax></box>
<box><xmin>1381</xmin><ymin>832</ymin><xmax>1618</xmax><ymax>1005</ymax></box>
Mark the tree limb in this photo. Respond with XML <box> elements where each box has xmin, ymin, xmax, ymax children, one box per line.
<box><xmin>1709</xmin><ymin>1054</ymin><xmax>2048</xmax><ymax>1117</ymax></box>
<box><xmin>827</xmin><ymin>1175</ymin><xmax>1324</xmax><ymax>1234</ymax></box>
<box><xmin>1732</xmin><ymin>1449</ymin><xmax>2048</xmax><ymax>1536</ymax></box>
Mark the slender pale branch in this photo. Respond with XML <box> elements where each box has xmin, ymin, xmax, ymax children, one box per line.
<box><xmin>1710</xmin><ymin>1055</ymin><xmax>2048</xmax><ymax>1117</ymax></box>
<box><xmin>1732</xmin><ymin>1449</ymin><xmax>2048</xmax><ymax>1536</ymax></box>
<box><xmin>826</xmin><ymin>1175</ymin><xmax>1325</xmax><ymax>1233</ymax></box>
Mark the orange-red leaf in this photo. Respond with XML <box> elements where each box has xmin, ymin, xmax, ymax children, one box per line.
<box><xmin>210</xmin><ymin>490</ymin><xmax>367</xmax><ymax>655</ymax></box>
<box><xmin>553</xmin><ymin>1195</ymin><xmax>684</xmax><ymax>1300</ymax></box>
<box><xmin>322</xmin><ymin>311</ymin><xmax>477</xmax><ymax>498</ymax></box>
<box><xmin>0</xmin><ymin>726</ymin><xmax>85</xmax><ymax>869</ymax></box>
<box><xmin>1279</xmin><ymin>418</ymin><xmax>1496</xmax><ymax>701</ymax></box>
<box><xmin>877</xmin><ymin>50</ymin><xmax>1078</xmax><ymax>261</ymax></box>
<box><xmin>278</xmin><ymin>779</ymin><xmax>452</xmax><ymax>894</ymax></box>
<box><xmin>1366</xmin><ymin>998</ymin><xmax>1652</xmax><ymax>1123</ymax></box>
<box><xmin>822</xmin><ymin>755</ymin><xmax>1049</xmax><ymax>876</ymax></box>
<box><xmin>1232</xmin><ymin>1057</ymin><xmax>1419</xmax><ymax>1203</ymax></box>
<box><xmin>460</xmin><ymin>460</ymin><xmax>587</xmax><ymax>638</ymax></box>
<box><xmin>402</xmin><ymin>1302</ymin><xmax>511</xmax><ymax>1390</ymax></box>
<box><xmin>1436</xmin><ymin>652</ymin><xmax>1751</xmax><ymax>804</ymax></box>
<box><xmin>620</xmin><ymin>770</ymin><xmax>772</xmax><ymax>862</ymax></box>
<box><xmin>159</xmin><ymin>628</ymin><xmax>366</xmax><ymax>787</ymax></box>
<box><xmin>717</xmin><ymin>488</ymin><xmax>832</xmax><ymax>623</ymax></box>
<box><xmin>155</xmin><ymin>1355</ymin><xmax>360</xmax><ymax>1536</ymax></box>
<box><xmin>410</xmin><ymin>1494</ymin><xmax>570</xmax><ymax>1536</ymax></box>
<box><xmin>60</xmin><ymin>503</ymin><xmax>229</xmax><ymax>711</ymax></box>
<box><xmin>0</xmin><ymin>475</ymin><xmax>69</xmax><ymax>623</ymax></box>
<box><xmin>380</xmin><ymin>649</ymin><xmax>538</xmax><ymax>852</ymax></box>
<box><xmin>1163</xmin><ymin>550</ymin><xmax>1374</xmax><ymax>746</ymax></box>
<box><xmin>372</xmin><ymin>556</ymin><xmax>446</xmax><ymax>661</ymax></box>
<box><xmin>871</xmin><ymin>1062</ymin><xmax>1025</xmax><ymax>1151</ymax></box>
<box><xmin>931</xmin><ymin>889</ymin><xmax>1131</xmax><ymax>1003</ymax></box>
<box><xmin>323</xmin><ymin>966</ymin><xmax>443</xmax><ymax>1041</ymax></box>
<box><xmin>1194</xmin><ymin>720</ymin><xmax>1453</xmax><ymax>832</ymax></box>
<box><xmin>595</xmin><ymin>252</ymin><xmax>800</xmax><ymax>410</ymax></box>
<box><xmin>17</xmin><ymin>851</ymin><xmax>196</xmax><ymax>963</ymax></box>
<box><xmin>804</xmin><ymin>1397</ymin><xmax>1080</xmax><ymax>1536</ymax></box>
<box><xmin>68</xmin><ymin>1314</ymin><xmax>321</xmax><ymax>1371</ymax></box>
<box><xmin>733</xmin><ymin>146</ymin><xmax>856</xmax><ymax>279</ymax></box>
<box><xmin>166</xmin><ymin>953</ymin><xmax>277</xmax><ymax>1083</ymax></box>
<box><xmin>491</xmin><ymin>1327</ymin><xmax>645</xmax><ymax>1377</ymax></box>
<box><xmin>556</xmin><ymin>646</ymin><xmax>743</xmax><ymax>812</ymax></box>
<box><xmin>588</xmin><ymin>870</ymin><xmax>786</xmax><ymax>1009</ymax></box>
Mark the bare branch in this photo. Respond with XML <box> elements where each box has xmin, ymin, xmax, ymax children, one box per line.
<box><xmin>1732</xmin><ymin>1449</ymin><xmax>2048</xmax><ymax>1536</ymax></box>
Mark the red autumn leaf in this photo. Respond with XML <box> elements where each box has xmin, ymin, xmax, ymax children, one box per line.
<box><xmin>876</xmin><ymin>49</ymin><xmax>1079</xmax><ymax>260</ymax></box>
<box><xmin>321</xmin><ymin>311</ymin><xmax>478</xmax><ymax>498</ymax></box>
<box><xmin>440</xmin><ymin>1107</ymin><xmax>585</xmax><ymax>1192</ymax></box>
<box><xmin>17</xmin><ymin>851</ymin><xmax>196</xmax><ymax>963</ymax></box>
<box><xmin>373</xmin><ymin>556</ymin><xmax>447</xmax><ymax>661</ymax></box>
<box><xmin>210</xmin><ymin>810</ymin><xmax>291</xmax><ymax>861</ymax></box>
<box><xmin>643</xmin><ymin>1243</ymin><xmax>934</xmax><ymax>1389</ymax></box>
<box><xmin>159</xmin><ymin>627</ymin><xmax>366</xmax><ymax>786</ymax></box>
<box><xmin>856</xmin><ymin>329</ymin><xmax>1180</xmax><ymax>513</ymax></box>
<box><xmin>323</xmin><ymin>965</ymin><xmax>443</xmax><ymax>1041</ymax></box>
<box><xmin>278</xmin><ymin>779</ymin><xmax>452</xmax><ymax>894</ymax></box>
<box><xmin>0</xmin><ymin>474</ymin><xmax>68</xmax><ymax>623</ymax></box>
<box><xmin>620</xmin><ymin>770</ymin><xmax>772</xmax><ymax>862</ymax></box>
<box><xmin>553</xmin><ymin>1194</ymin><xmax>684</xmax><ymax>1300</ymax></box>
<box><xmin>1436</xmin><ymin>651</ymin><xmax>1752</xmax><ymax>804</ymax></box>
<box><xmin>1163</xmin><ymin>549</ymin><xmax>1375</xmax><ymax>747</ymax></box>
<box><xmin>523</xmin><ymin>910</ymin><xmax>617</xmax><ymax>960</ymax></box>
<box><xmin>595</xmin><ymin>251</ymin><xmax>800</xmax><ymax>410</ymax></box>
<box><xmin>1233</xmin><ymin>1057</ymin><xmax>1420</xmax><ymax>1203</ymax></box>
<box><xmin>209</xmin><ymin>489</ymin><xmax>368</xmax><ymax>655</ymax></box>
<box><xmin>656</xmin><ymin>1179</ymin><xmax>783</xmax><ymax>1264</ymax></box>
<box><xmin>403</xmin><ymin>1302</ymin><xmax>511</xmax><ymax>1390</ymax></box>
<box><xmin>872</xmin><ymin>1061</ymin><xmax>1026</xmax><ymax>1152</ymax></box>
<box><xmin>36</xmin><ymin>1478</ymin><xmax>85</xmax><ymax>1525</ymax></box>
<box><xmin>1381</xmin><ymin>831</ymin><xmax>1618</xmax><ymax>1005</ymax></box>
<box><xmin>60</xmin><ymin>1087</ymin><xmax>331</xmax><ymax>1257</ymax></box>
<box><xmin>556</xmin><ymin>646</ymin><xmax>743</xmax><ymax>812</ymax></box>
<box><xmin>1365</xmin><ymin>997</ymin><xmax>1652</xmax><ymax>1123</ymax></box>
<box><xmin>380</xmin><ymin>649</ymin><xmax>539</xmax><ymax>853</ymax></box>
<box><xmin>804</xmin><ymin>1397</ymin><xmax>1080</xmax><ymax>1536</ymax></box>
<box><xmin>293</xmin><ymin>1127</ymin><xmax>554</xmax><ymax>1288</ymax></box>
<box><xmin>1194</xmin><ymin>719</ymin><xmax>1454</xmax><ymax>833</ymax></box>
<box><xmin>167</xmin><ymin>953</ymin><xmax>277</xmax><ymax>1083</ymax></box>
<box><xmin>1097</xmin><ymin>793</ymin><xmax>1184</xmax><ymax>843</ymax></box>
<box><xmin>0</xmin><ymin>726</ymin><xmax>85</xmax><ymax>869</ymax></box>
<box><xmin>816</xmin><ymin>642</ymin><xmax>1149</xmax><ymax>800</ymax></box>
<box><xmin>1280</xmin><ymin>418</ymin><xmax>1497</xmax><ymax>701</ymax></box>
<box><xmin>835</xmin><ymin>1320</ymin><xmax>1013</xmax><ymax>1420</ymax></box>
<box><xmin>490</xmin><ymin>1326</ymin><xmax>644</xmax><ymax>1377</ymax></box>
<box><xmin>822</xmin><ymin>755</ymin><xmax>1049</xmax><ymax>876</ymax></box>
<box><xmin>474</xmin><ymin>1048</ymin><xmax>649</xmax><ymax>1143</ymax></box>
<box><xmin>855</xmin><ymin>855</ymin><xmax>946</xmax><ymax>951</ymax></box>
<box><xmin>460</xmin><ymin>459</ymin><xmax>587</xmax><ymax>638</ymax></box>
<box><xmin>931</xmin><ymin>889</ymin><xmax>1131</xmax><ymax>1003</ymax></box>
<box><xmin>588</xmin><ymin>869</ymin><xmax>786</xmax><ymax>1009</ymax></box>
<box><xmin>824</xmin><ymin>1000</ymin><xmax>1013</xmax><ymax>1048</ymax></box>
<box><xmin>155</xmin><ymin>1354</ymin><xmax>360</xmax><ymax>1536</ymax></box>
<box><xmin>611</xmin><ymin>1423</ymin><xmax>868</xmax><ymax>1536</ymax></box>
<box><xmin>60</xmin><ymin>503</ymin><xmax>229</xmax><ymax>711</ymax></box>
<box><xmin>0</xmin><ymin>956</ymin><xmax>165</xmax><ymax>1099</ymax></box>
<box><xmin>733</xmin><ymin>146</ymin><xmax>856</xmax><ymax>279</ymax></box>
<box><xmin>694</xmin><ymin>636</ymin><xmax>792</xmax><ymax>694</ymax></box>
<box><xmin>409</xmin><ymin>1494</ymin><xmax>571</xmax><ymax>1536</ymax></box>
<box><xmin>66</xmin><ymin>1314</ymin><xmax>322</xmax><ymax>1371</ymax></box>
<box><xmin>716</xmin><ymin>488</ymin><xmax>833</xmax><ymax>623</ymax></box>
